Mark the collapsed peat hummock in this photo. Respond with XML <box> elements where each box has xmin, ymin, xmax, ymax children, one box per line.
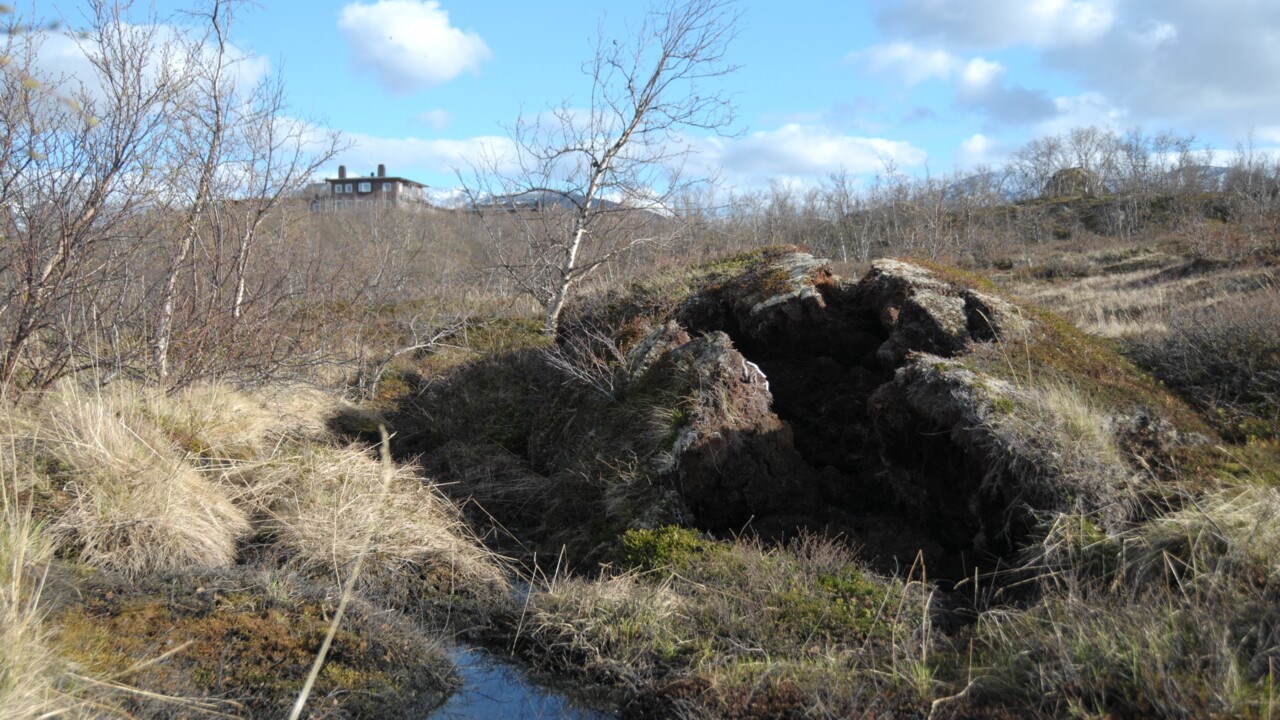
<box><xmin>403</xmin><ymin>248</ymin><xmax>1197</xmax><ymax>579</ymax></box>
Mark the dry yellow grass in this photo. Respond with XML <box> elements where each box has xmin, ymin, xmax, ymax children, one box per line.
<box><xmin>0</xmin><ymin>379</ymin><xmax>514</xmax><ymax>719</ymax></box>
<box><xmin>1028</xmin><ymin>380</ymin><xmax>1125</xmax><ymax>468</ymax></box>
<box><xmin>0</xmin><ymin>502</ymin><xmax>63</xmax><ymax>719</ymax></box>
<box><xmin>140</xmin><ymin>383</ymin><xmax>274</xmax><ymax>461</ymax></box>
<box><xmin>1127</xmin><ymin>485</ymin><xmax>1280</xmax><ymax>587</ymax></box>
<box><xmin>1013</xmin><ymin>267</ymin><xmax>1175</xmax><ymax>338</ymax></box>
<box><xmin>0</xmin><ymin>377</ymin><xmax>507</xmax><ymax>597</ymax></box>
<box><xmin>1008</xmin><ymin>255</ymin><xmax>1275</xmax><ymax>339</ymax></box>
<box><xmin>263</xmin><ymin>443</ymin><xmax>509</xmax><ymax>596</ymax></box>
<box><xmin>24</xmin><ymin>383</ymin><xmax>251</xmax><ymax>575</ymax></box>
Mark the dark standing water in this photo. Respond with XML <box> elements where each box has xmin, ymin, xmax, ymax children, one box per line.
<box><xmin>428</xmin><ymin>645</ymin><xmax>615</xmax><ymax>719</ymax></box>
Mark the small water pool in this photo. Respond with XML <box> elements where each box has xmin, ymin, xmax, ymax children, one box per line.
<box><xmin>429</xmin><ymin>645</ymin><xmax>615</xmax><ymax>719</ymax></box>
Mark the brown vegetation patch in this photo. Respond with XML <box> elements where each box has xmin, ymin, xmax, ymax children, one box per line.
<box><xmin>52</xmin><ymin>570</ymin><xmax>453</xmax><ymax>719</ymax></box>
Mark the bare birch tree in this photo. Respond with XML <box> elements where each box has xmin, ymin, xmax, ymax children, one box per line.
<box><xmin>0</xmin><ymin>2</ymin><xmax>194</xmax><ymax>387</ymax></box>
<box><xmin>150</xmin><ymin>1</ymin><xmax>230</xmax><ymax>383</ymax></box>
<box><xmin>149</xmin><ymin>0</ymin><xmax>340</xmax><ymax>384</ymax></box>
<box><xmin>0</xmin><ymin>1</ymin><xmax>340</xmax><ymax>389</ymax></box>
<box><xmin>466</xmin><ymin>0</ymin><xmax>740</xmax><ymax>335</ymax></box>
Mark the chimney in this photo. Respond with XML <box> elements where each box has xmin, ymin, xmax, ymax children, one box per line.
<box><xmin>338</xmin><ymin>165</ymin><xmax>347</xmax><ymax>180</ymax></box>
<box><xmin>377</xmin><ymin>163</ymin><xmax>386</xmax><ymax>177</ymax></box>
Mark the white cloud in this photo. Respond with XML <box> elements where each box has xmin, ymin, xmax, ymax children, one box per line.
<box><xmin>857</xmin><ymin>42</ymin><xmax>1056</xmax><ymax>126</ymax></box>
<box><xmin>957</xmin><ymin>57</ymin><xmax>1003</xmax><ymax>92</ymax></box>
<box><xmin>329</xmin><ymin>132</ymin><xmax>514</xmax><ymax>181</ymax></box>
<box><xmin>1258</xmin><ymin>127</ymin><xmax>1280</xmax><ymax>146</ymax></box>
<box><xmin>958</xmin><ymin>133</ymin><xmax>1002</xmax><ymax>165</ymax></box>
<box><xmin>955</xmin><ymin>57</ymin><xmax>1056</xmax><ymax>124</ymax></box>
<box><xmin>705</xmin><ymin>124</ymin><xmax>927</xmax><ymax>186</ymax></box>
<box><xmin>1133</xmin><ymin>20</ymin><xmax>1177</xmax><ymax>50</ymax></box>
<box><xmin>413</xmin><ymin>109</ymin><xmax>452</xmax><ymax>130</ymax></box>
<box><xmin>337</xmin><ymin>1</ymin><xmax>490</xmax><ymax>93</ymax></box>
<box><xmin>879</xmin><ymin>0</ymin><xmax>1116</xmax><ymax>49</ymax></box>
<box><xmin>32</xmin><ymin>25</ymin><xmax>269</xmax><ymax>106</ymax></box>
<box><xmin>325</xmin><ymin>124</ymin><xmax>930</xmax><ymax>193</ymax></box>
<box><xmin>857</xmin><ymin>42</ymin><xmax>957</xmax><ymax>85</ymax></box>
<box><xmin>1033</xmin><ymin>92</ymin><xmax>1127</xmax><ymax>136</ymax></box>
<box><xmin>1041</xmin><ymin>1</ymin><xmax>1280</xmax><ymax>130</ymax></box>
<box><xmin>875</xmin><ymin>0</ymin><xmax>1280</xmax><ymax>135</ymax></box>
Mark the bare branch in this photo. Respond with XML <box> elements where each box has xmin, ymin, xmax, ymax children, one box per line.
<box><xmin>463</xmin><ymin>0</ymin><xmax>740</xmax><ymax>335</ymax></box>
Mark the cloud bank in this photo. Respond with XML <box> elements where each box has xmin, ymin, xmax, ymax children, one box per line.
<box><xmin>865</xmin><ymin>0</ymin><xmax>1280</xmax><ymax>134</ymax></box>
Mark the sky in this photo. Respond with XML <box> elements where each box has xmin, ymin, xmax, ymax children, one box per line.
<box><xmin>27</xmin><ymin>0</ymin><xmax>1280</xmax><ymax>192</ymax></box>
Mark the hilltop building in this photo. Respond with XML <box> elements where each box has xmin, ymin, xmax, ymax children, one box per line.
<box><xmin>310</xmin><ymin>164</ymin><xmax>431</xmax><ymax>211</ymax></box>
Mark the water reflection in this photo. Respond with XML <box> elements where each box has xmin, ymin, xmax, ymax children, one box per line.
<box><xmin>429</xmin><ymin>646</ymin><xmax>614</xmax><ymax>719</ymax></box>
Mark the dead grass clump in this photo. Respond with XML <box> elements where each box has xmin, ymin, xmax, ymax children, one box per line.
<box><xmin>258</xmin><ymin>384</ymin><xmax>356</xmax><ymax>441</ymax></box>
<box><xmin>978</xmin><ymin>487</ymin><xmax>1280</xmax><ymax>718</ymax></box>
<box><xmin>139</xmin><ymin>383</ymin><xmax>274</xmax><ymax>462</ymax></box>
<box><xmin>1027</xmin><ymin>380</ymin><xmax>1125</xmax><ymax>465</ymax></box>
<box><xmin>527</xmin><ymin>572</ymin><xmax>685</xmax><ymax>686</ymax></box>
<box><xmin>1125</xmin><ymin>485</ymin><xmax>1280</xmax><ymax>591</ymax></box>
<box><xmin>928</xmin><ymin>363</ymin><xmax>1140</xmax><ymax>544</ymax></box>
<box><xmin>32</xmin><ymin>383</ymin><xmax>250</xmax><ymax>574</ymax></box>
<box><xmin>263</xmin><ymin>443</ymin><xmax>508</xmax><ymax>601</ymax></box>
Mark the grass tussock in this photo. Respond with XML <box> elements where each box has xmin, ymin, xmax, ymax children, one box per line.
<box><xmin>0</xmin><ymin>377</ymin><xmax>510</xmax><ymax>720</ymax></box>
<box><xmin>263</xmin><ymin>442</ymin><xmax>509</xmax><ymax>598</ymax></box>
<box><xmin>992</xmin><ymin>377</ymin><xmax>1138</xmax><ymax>524</ymax></box>
<box><xmin>26</xmin><ymin>382</ymin><xmax>252</xmax><ymax>574</ymax></box>
<box><xmin>970</xmin><ymin>592</ymin><xmax>1264</xmax><ymax>718</ymax></box>
<box><xmin>977</xmin><ymin>486</ymin><xmax>1280</xmax><ymax>718</ymax></box>
<box><xmin>0</xmin><ymin>379</ymin><xmax>506</xmax><ymax>594</ymax></box>
<box><xmin>1127</xmin><ymin>485</ymin><xmax>1280</xmax><ymax>590</ymax></box>
<box><xmin>140</xmin><ymin>383</ymin><xmax>276</xmax><ymax>461</ymax></box>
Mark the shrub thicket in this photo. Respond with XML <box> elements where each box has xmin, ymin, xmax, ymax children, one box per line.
<box><xmin>1126</xmin><ymin>286</ymin><xmax>1280</xmax><ymax>441</ymax></box>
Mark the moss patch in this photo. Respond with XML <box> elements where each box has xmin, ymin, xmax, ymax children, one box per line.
<box><xmin>52</xmin><ymin>571</ymin><xmax>452</xmax><ymax>719</ymax></box>
<box><xmin>618</xmin><ymin>526</ymin><xmax>716</xmax><ymax>572</ymax></box>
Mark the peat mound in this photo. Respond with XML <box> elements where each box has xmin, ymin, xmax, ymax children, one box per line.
<box><xmin>398</xmin><ymin>249</ymin><xmax>1209</xmax><ymax>577</ymax></box>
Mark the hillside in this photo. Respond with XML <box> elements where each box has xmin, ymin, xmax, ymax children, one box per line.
<box><xmin>378</xmin><ymin>246</ymin><xmax>1280</xmax><ymax>717</ymax></box>
<box><xmin>3</xmin><ymin>235</ymin><xmax>1280</xmax><ymax>717</ymax></box>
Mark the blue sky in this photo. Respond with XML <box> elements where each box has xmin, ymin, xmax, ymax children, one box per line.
<box><xmin>32</xmin><ymin>0</ymin><xmax>1280</xmax><ymax>191</ymax></box>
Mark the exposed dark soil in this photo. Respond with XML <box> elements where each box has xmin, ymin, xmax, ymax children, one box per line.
<box><xmin>388</xmin><ymin>255</ymin><xmax>1099</xmax><ymax>584</ymax></box>
<box><xmin>673</xmin><ymin>277</ymin><xmax>1005</xmax><ymax>580</ymax></box>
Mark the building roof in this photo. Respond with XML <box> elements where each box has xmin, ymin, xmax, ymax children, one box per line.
<box><xmin>326</xmin><ymin>175</ymin><xmax>426</xmax><ymax>188</ymax></box>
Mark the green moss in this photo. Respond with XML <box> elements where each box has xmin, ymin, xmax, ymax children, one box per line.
<box><xmin>772</xmin><ymin>568</ymin><xmax>894</xmax><ymax>641</ymax></box>
<box><xmin>566</xmin><ymin>245</ymin><xmax>797</xmax><ymax>336</ymax></box>
<box><xmin>619</xmin><ymin>526</ymin><xmax>714</xmax><ymax>572</ymax></box>
<box><xmin>401</xmin><ymin>316</ymin><xmax>550</xmax><ymax>380</ymax></box>
<box><xmin>327</xmin><ymin>405</ymin><xmax>388</xmax><ymax>443</ymax></box>
<box><xmin>973</xmin><ymin>303</ymin><xmax>1207</xmax><ymax>429</ymax></box>
<box><xmin>521</xmin><ymin>536</ymin><xmax>924</xmax><ymax>718</ymax></box>
<box><xmin>1170</xmin><ymin>441</ymin><xmax>1280</xmax><ymax>486</ymax></box>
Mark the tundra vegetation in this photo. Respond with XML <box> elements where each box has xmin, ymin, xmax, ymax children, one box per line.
<box><xmin>5</xmin><ymin>2</ymin><xmax>1280</xmax><ymax>719</ymax></box>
